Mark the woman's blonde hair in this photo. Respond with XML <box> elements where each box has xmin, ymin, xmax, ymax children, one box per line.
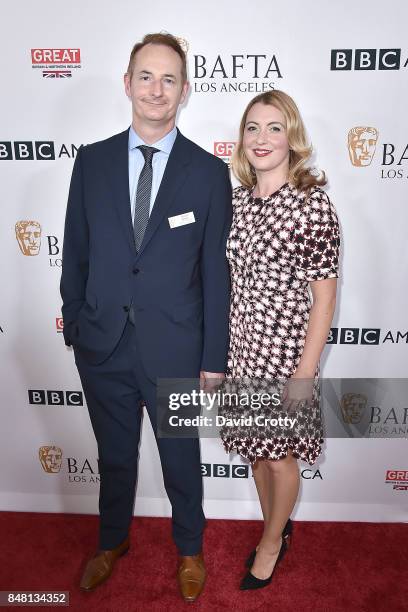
<box><xmin>231</xmin><ymin>90</ymin><xmax>326</xmax><ymax>193</ymax></box>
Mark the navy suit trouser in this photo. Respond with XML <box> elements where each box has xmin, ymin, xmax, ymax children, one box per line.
<box><xmin>73</xmin><ymin>319</ymin><xmax>205</xmax><ymax>554</ymax></box>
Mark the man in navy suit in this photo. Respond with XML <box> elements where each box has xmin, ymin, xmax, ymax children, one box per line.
<box><xmin>60</xmin><ymin>33</ymin><xmax>232</xmax><ymax>601</ymax></box>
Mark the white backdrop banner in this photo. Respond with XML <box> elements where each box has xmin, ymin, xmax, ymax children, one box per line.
<box><xmin>1</xmin><ymin>0</ymin><xmax>407</xmax><ymax>522</ymax></box>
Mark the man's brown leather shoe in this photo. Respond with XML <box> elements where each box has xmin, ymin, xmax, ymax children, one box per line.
<box><xmin>80</xmin><ymin>537</ymin><xmax>130</xmax><ymax>591</ymax></box>
<box><xmin>177</xmin><ymin>552</ymin><xmax>206</xmax><ymax>602</ymax></box>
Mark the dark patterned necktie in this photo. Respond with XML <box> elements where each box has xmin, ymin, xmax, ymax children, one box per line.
<box><xmin>133</xmin><ymin>145</ymin><xmax>159</xmax><ymax>251</ymax></box>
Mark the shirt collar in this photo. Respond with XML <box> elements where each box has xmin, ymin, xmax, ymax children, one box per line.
<box><xmin>128</xmin><ymin>125</ymin><xmax>177</xmax><ymax>155</ymax></box>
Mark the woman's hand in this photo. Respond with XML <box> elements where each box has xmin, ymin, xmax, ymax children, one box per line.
<box><xmin>281</xmin><ymin>372</ymin><xmax>314</xmax><ymax>413</ymax></box>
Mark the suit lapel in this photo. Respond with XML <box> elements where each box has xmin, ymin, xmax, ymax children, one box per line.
<box><xmin>109</xmin><ymin>128</ymin><xmax>137</xmax><ymax>256</ymax></box>
<box><xmin>136</xmin><ymin>130</ymin><xmax>192</xmax><ymax>259</ymax></box>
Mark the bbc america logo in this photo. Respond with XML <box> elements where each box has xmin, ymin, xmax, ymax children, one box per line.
<box><xmin>201</xmin><ymin>464</ymin><xmax>322</xmax><ymax>479</ymax></box>
<box><xmin>330</xmin><ymin>49</ymin><xmax>406</xmax><ymax>71</ymax></box>
<box><xmin>202</xmin><ymin>463</ymin><xmax>248</xmax><ymax>478</ymax></box>
<box><xmin>29</xmin><ymin>390</ymin><xmax>83</xmax><ymax>406</ymax></box>
<box><xmin>0</xmin><ymin>141</ymin><xmax>79</xmax><ymax>160</ymax></box>
<box><xmin>327</xmin><ymin>328</ymin><xmax>408</xmax><ymax>345</ymax></box>
<box><xmin>328</xmin><ymin>328</ymin><xmax>381</xmax><ymax>345</ymax></box>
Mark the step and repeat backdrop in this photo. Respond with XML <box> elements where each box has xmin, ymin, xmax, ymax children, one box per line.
<box><xmin>1</xmin><ymin>0</ymin><xmax>407</xmax><ymax>522</ymax></box>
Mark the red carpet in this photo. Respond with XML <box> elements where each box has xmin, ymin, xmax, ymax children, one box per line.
<box><xmin>0</xmin><ymin>512</ymin><xmax>406</xmax><ymax>611</ymax></box>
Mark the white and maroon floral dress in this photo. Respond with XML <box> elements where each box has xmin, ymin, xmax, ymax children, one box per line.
<box><xmin>221</xmin><ymin>182</ymin><xmax>340</xmax><ymax>465</ymax></box>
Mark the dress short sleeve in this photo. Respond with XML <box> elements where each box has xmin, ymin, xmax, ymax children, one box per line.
<box><xmin>293</xmin><ymin>188</ymin><xmax>340</xmax><ymax>282</ymax></box>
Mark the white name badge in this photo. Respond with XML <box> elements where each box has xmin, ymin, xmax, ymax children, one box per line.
<box><xmin>168</xmin><ymin>211</ymin><xmax>196</xmax><ymax>229</ymax></box>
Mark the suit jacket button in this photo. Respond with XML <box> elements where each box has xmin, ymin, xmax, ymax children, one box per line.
<box><xmin>123</xmin><ymin>305</ymin><xmax>130</xmax><ymax>312</ymax></box>
<box><xmin>132</xmin><ymin>267</ymin><xmax>140</xmax><ymax>275</ymax></box>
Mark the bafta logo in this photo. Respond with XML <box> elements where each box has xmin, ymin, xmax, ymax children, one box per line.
<box><xmin>348</xmin><ymin>127</ymin><xmax>378</xmax><ymax>167</ymax></box>
<box><xmin>341</xmin><ymin>393</ymin><xmax>367</xmax><ymax>424</ymax></box>
<box><xmin>15</xmin><ymin>220</ymin><xmax>42</xmax><ymax>256</ymax></box>
<box><xmin>39</xmin><ymin>445</ymin><xmax>63</xmax><ymax>473</ymax></box>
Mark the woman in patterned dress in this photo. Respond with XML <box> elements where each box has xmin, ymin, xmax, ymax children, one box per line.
<box><xmin>221</xmin><ymin>91</ymin><xmax>340</xmax><ymax>590</ymax></box>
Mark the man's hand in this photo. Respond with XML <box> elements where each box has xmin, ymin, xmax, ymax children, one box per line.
<box><xmin>200</xmin><ymin>371</ymin><xmax>225</xmax><ymax>392</ymax></box>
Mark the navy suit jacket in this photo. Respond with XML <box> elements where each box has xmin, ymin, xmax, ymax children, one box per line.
<box><xmin>60</xmin><ymin>128</ymin><xmax>232</xmax><ymax>378</ymax></box>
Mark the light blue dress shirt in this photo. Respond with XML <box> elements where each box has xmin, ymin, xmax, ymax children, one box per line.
<box><xmin>128</xmin><ymin>125</ymin><xmax>177</xmax><ymax>220</ymax></box>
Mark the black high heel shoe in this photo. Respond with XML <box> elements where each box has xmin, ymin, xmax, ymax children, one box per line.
<box><xmin>240</xmin><ymin>537</ymin><xmax>287</xmax><ymax>591</ymax></box>
<box><xmin>244</xmin><ymin>518</ymin><xmax>292</xmax><ymax>568</ymax></box>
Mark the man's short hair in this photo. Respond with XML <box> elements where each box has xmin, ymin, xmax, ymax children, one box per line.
<box><xmin>127</xmin><ymin>32</ymin><xmax>187</xmax><ymax>82</ymax></box>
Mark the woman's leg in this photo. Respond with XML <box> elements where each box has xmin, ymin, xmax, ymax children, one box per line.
<box><xmin>252</xmin><ymin>459</ymin><xmax>271</xmax><ymax>523</ymax></box>
<box><xmin>251</xmin><ymin>451</ymin><xmax>300</xmax><ymax>579</ymax></box>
